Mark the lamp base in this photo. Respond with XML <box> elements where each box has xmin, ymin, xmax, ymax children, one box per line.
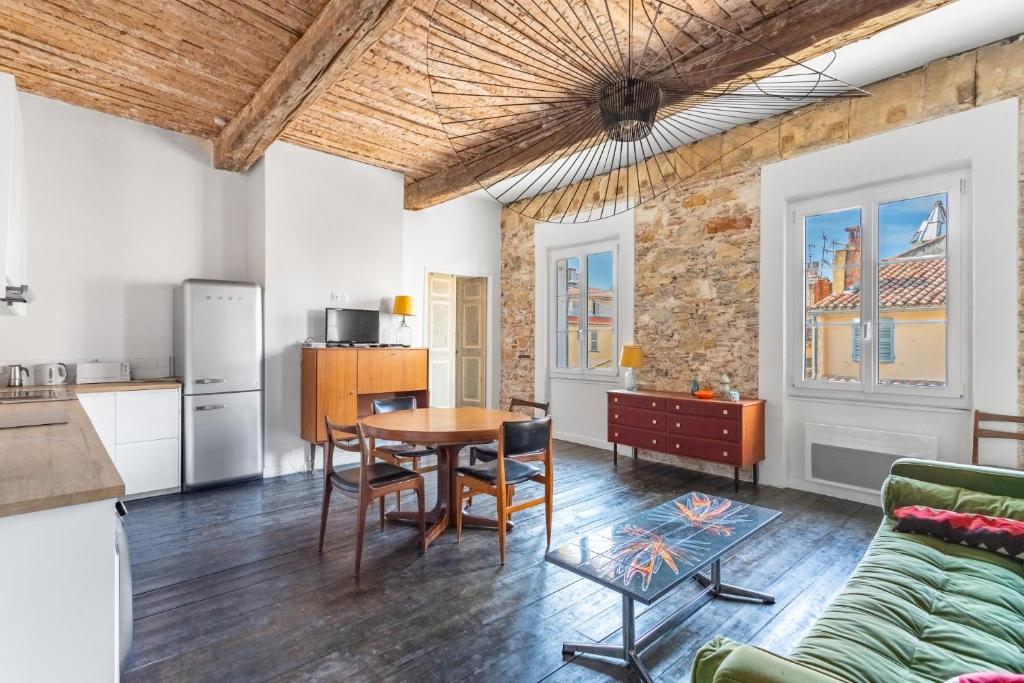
<box><xmin>397</xmin><ymin>319</ymin><xmax>412</xmax><ymax>347</ymax></box>
<box><xmin>624</xmin><ymin>367</ymin><xmax>638</xmax><ymax>391</ymax></box>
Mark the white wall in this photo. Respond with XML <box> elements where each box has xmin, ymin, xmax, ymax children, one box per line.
<box><xmin>759</xmin><ymin>98</ymin><xmax>1020</xmax><ymax>501</ymax></box>
<box><xmin>534</xmin><ymin>212</ymin><xmax>635</xmax><ymax>448</ymax></box>
<box><xmin>257</xmin><ymin>142</ymin><xmax>405</xmax><ymax>475</ymax></box>
<box><xmin>402</xmin><ymin>192</ymin><xmax>502</xmax><ymax>408</ymax></box>
<box><xmin>0</xmin><ymin>93</ymin><xmax>248</xmax><ymax>378</ymax></box>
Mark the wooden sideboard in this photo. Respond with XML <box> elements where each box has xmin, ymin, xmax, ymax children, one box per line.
<box><xmin>301</xmin><ymin>347</ymin><xmax>428</xmax><ymax>468</ymax></box>
<box><xmin>607</xmin><ymin>389</ymin><xmax>765</xmax><ymax>490</ymax></box>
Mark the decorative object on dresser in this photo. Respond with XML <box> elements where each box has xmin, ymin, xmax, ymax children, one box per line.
<box><xmin>607</xmin><ymin>389</ymin><xmax>765</xmax><ymax>491</ymax></box>
<box><xmin>300</xmin><ymin>347</ymin><xmax>429</xmax><ymax>471</ymax></box>
<box><xmin>619</xmin><ymin>345</ymin><xmax>643</xmax><ymax>391</ymax></box>
<box><xmin>392</xmin><ymin>295</ymin><xmax>414</xmax><ymax>347</ymax></box>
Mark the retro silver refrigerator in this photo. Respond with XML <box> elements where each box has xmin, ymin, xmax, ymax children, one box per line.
<box><xmin>173</xmin><ymin>279</ymin><xmax>263</xmax><ymax>488</ymax></box>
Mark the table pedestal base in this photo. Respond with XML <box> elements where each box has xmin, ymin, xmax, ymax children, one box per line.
<box><xmin>561</xmin><ymin>560</ymin><xmax>774</xmax><ymax>682</ymax></box>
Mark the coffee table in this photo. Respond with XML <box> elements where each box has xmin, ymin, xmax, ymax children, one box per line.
<box><xmin>546</xmin><ymin>492</ymin><xmax>780</xmax><ymax>682</ymax></box>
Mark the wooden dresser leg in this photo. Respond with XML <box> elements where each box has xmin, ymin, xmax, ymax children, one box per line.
<box><xmin>632</xmin><ymin>446</ymin><xmax>638</xmax><ymax>460</ymax></box>
<box><xmin>613</xmin><ymin>443</ymin><xmax>618</xmax><ymax>467</ymax></box>
<box><xmin>733</xmin><ymin>467</ymin><xmax>739</xmax><ymax>493</ymax></box>
<box><xmin>308</xmin><ymin>442</ymin><xmax>317</xmax><ymax>472</ymax></box>
<box><xmin>753</xmin><ymin>464</ymin><xmax>759</xmax><ymax>487</ymax></box>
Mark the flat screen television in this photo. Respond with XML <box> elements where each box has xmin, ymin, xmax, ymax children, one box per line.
<box><xmin>325</xmin><ymin>308</ymin><xmax>380</xmax><ymax>345</ymax></box>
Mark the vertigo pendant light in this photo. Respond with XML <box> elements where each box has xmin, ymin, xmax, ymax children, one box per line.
<box><xmin>426</xmin><ymin>0</ymin><xmax>869</xmax><ymax>223</ymax></box>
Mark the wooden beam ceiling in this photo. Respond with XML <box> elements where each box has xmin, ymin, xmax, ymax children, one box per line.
<box><xmin>213</xmin><ymin>0</ymin><xmax>416</xmax><ymax>171</ymax></box>
<box><xmin>402</xmin><ymin>0</ymin><xmax>952</xmax><ymax>211</ymax></box>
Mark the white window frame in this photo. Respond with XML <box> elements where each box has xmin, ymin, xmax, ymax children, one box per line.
<box><xmin>788</xmin><ymin>170</ymin><xmax>970</xmax><ymax>408</ymax></box>
<box><xmin>549</xmin><ymin>239</ymin><xmax>619</xmax><ymax>379</ymax></box>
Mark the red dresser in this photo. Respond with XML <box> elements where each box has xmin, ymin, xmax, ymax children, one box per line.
<box><xmin>607</xmin><ymin>389</ymin><xmax>765</xmax><ymax>489</ymax></box>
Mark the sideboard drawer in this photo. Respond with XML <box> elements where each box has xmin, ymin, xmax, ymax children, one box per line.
<box><xmin>669</xmin><ymin>436</ymin><xmax>741</xmax><ymax>465</ymax></box>
<box><xmin>669</xmin><ymin>400</ymin><xmax>741</xmax><ymax>420</ymax></box>
<box><xmin>668</xmin><ymin>416</ymin><xmax>740</xmax><ymax>442</ymax></box>
<box><xmin>608</xmin><ymin>406</ymin><xmax>666</xmax><ymax>432</ymax></box>
<box><xmin>608</xmin><ymin>425</ymin><xmax>666</xmax><ymax>450</ymax></box>
<box><xmin>609</xmin><ymin>393</ymin><xmax>667</xmax><ymax>411</ymax></box>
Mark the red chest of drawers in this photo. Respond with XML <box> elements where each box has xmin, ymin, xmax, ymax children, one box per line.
<box><xmin>607</xmin><ymin>389</ymin><xmax>765</xmax><ymax>489</ymax></box>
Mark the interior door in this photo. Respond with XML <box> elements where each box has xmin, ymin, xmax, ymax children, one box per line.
<box><xmin>456</xmin><ymin>276</ymin><xmax>487</xmax><ymax>408</ymax></box>
<box><xmin>427</xmin><ymin>273</ymin><xmax>457</xmax><ymax>407</ymax></box>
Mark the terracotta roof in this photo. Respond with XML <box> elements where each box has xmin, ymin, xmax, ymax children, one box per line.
<box><xmin>568</xmin><ymin>315</ymin><xmax>612</xmax><ymax>326</ymax></box>
<box><xmin>568</xmin><ymin>286</ymin><xmax>612</xmax><ymax>299</ymax></box>
<box><xmin>811</xmin><ymin>257</ymin><xmax>946</xmax><ymax>311</ymax></box>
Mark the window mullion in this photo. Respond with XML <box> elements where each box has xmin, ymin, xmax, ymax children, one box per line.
<box><xmin>579</xmin><ymin>250</ymin><xmax>588</xmax><ymax>374</ymax></box>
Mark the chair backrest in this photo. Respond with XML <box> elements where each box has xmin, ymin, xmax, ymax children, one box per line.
<box><xmin>972</xmin><ymin>410</ymin><xmax>1024</xmax><ymax>466</ymax></box>
<box><xmin>500</xmin><ymin>416</ymin><xmax>552</xmax><ymax>458</ymax></box>
<box><xmin>372</xmin><ymin>396</ymin><xmax>418</xmax><ymax>414</ymax></box>
<box><xmin>324</xmin><ymin>417</ymin><xmax>368</xmax><ymax>477</ymax></box>
<box><xmin>509</xmin><ymin>397</ymin><xmax>550</xmax><ymax>417</ymax></box>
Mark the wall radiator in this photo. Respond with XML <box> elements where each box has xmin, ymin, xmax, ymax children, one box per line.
<box><xmin>804</xmin><ymin>423</ymin><xmax>938</xmax><ymax>494</ymax></box>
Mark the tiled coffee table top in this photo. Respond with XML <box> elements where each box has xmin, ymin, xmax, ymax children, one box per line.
<box><xmin>546</xmin><ymin>492</ymin><xmax>780</xmax><ymax>605</ymax></box>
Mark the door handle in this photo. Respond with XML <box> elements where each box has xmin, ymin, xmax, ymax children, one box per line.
<box><xmin>195</xmin><ymin>404</ymin><xmax>227</xmax><ymax>411</ymax></box>
<box><xmin>195</xmin><ymin>378</ymin><xmax>226</xmax><ymax>384</ymax></box>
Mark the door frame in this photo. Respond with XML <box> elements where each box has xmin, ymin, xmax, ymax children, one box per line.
<box><xmin>422</xmin><ymin>267</ymin><xmax>495</xmax><ymax>409</ymax></box>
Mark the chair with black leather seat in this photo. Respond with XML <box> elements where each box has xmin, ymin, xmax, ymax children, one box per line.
<box><xmin>455</xmin><ymin>416</ymin><xmax>553</xmax><ymax>565</ymax></box>
<box><xmin>318</xmin><ymin>418</ymin><xmax>426</xmax><ymax>576</ymax></box>
<box><xmin>469</xmin><ymin>398</ymin><xmax>550</xmax><ymax>465</ymax></box>
<box><xmin>371</xmin><ymin>396</ymin><xmax>438</xmax><ymax>474</ymax></box>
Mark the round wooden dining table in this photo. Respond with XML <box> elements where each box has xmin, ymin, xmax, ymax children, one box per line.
<box><xmin>359</xmin><ymin>407</ymin><xmax>528</xmax><ymax>547</ymax></box>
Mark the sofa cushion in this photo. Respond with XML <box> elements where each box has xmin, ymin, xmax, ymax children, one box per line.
<box><xmin>790</xmin><ymin>523</ymin><xmax>1024</xmax><ymax>683</ymax></box>
<box><xmin>894</xmin><ymin>506</ymin><xmax>1024</xmax><ymax>561</ymax></box>
<box><xmin>883</xmin><ymin>475</ymin><xmax>1024</xmax><ymax>522</ymax></box>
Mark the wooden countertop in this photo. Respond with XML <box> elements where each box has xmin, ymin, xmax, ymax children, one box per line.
<box><xmin>0</xmin><ymin>398</ymin><xmax>125</xmax><ymax>518</ymax></box>
<box><xmin>71</xmin><ymin>379</ymin><xmax>181</xmax><ymax>393</ymax></box>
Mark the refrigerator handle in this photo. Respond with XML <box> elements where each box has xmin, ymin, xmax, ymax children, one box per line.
<box><xmin>195</xmin><ymin>404</ymin><xmax>228</xmax><ymax>412</ymax></box>
<box><xmin>194</xmin><ymin>378</ymin><xmax>227</xmax><ymax>384</ymax></box>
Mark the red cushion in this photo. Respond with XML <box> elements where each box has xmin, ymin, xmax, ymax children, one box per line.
<box><xmin>949</xmin><ymin>675</ymin><xmax>1024</xmax><ymax>683</ymax></box>
<box><xmin>893</xmin><ymin>505</ymin><xmax>1024</xmax><ymax>561</ymax></box>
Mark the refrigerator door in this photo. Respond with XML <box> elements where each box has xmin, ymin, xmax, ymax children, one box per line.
<box><xmin>178</xmin><ymin>280</ymin><xmax>262</xmax><ymax>395</ymax></box>
<box><xmin>183</xmin><ymin>391</ymin><xmax>263</xmax><ymax>488</ymax></box>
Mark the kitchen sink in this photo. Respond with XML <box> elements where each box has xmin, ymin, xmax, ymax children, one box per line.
<box><xmin>0</xmin><ymin>386</ymin><xmax>73</xmax><ymax>403</ymax></box>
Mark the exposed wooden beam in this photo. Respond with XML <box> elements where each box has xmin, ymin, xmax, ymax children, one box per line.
<box><xmin>214</xmin><ymin>0</ymin><xmax>415</xmax><ymax>172</ymax></box>
<box><xmin>403</xmin><ymin>0</ymin><xmax>949</xmax><ymax>210</ymax></box>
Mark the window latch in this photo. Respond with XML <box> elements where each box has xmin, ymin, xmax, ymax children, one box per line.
<box><xmin>862</xmin><ymin>321</ymin><xmax>872</xmax><ymax>342</ymax></box>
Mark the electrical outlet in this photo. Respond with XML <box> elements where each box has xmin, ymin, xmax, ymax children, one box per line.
<box><xmin>329</xmin><ymin>291</ymin><xmax>349</xmax><ymax>304</ymax></box>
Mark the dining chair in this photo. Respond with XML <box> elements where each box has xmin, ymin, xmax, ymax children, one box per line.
<box><xmin>454</xmin><ymin>416</ymin><xmax>553</xmax><ymax>565</ymax></box>
<box><xmin>318</xmin><ymin>418</ymin><xmax>426</xmax><ymax>576</ymax></box>
<box><xmin>371</xmin><ymin>396</ymin><xmax>438</xmax><ymax>512</ymax></box>
<box><xmin>972</xmin><ymin>410</ymin><xmax>1024</xmax><ymax>467</ymax></box>
<box><xmin>468</xmin><ymin>398</ymin><xmax>551</xmax><ymax>465</ymax></box>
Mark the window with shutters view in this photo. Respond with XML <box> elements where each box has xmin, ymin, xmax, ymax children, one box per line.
<box><xmin>794</xmin><ymin>171</ymin><xmax>968</xmax><ymax>402</ymax></box>
<box><xmin>552</xmin><ymin>241</ymin><xmax>617</xmax><ymax>376</ymax></box>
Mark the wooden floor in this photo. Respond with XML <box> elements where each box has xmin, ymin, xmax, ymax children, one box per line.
<box><xmin>123</xmin><ymin>441</ymin><xmax>880</xmax><ymax>682</ymax></box>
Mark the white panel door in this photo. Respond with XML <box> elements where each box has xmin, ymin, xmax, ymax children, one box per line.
<box><xmin>115</xmin><ymin>389</ymin><xmax>179</xmax><ymax>444</ymax></box>
<box><xmin>115</xmin><ymin>439</ymin><xmax>180</xmax><ymax>496</ymax></box>
<box><xmin>77</xmin><ymin>392</ymin><xmax>115</xmax><ymax>457</ymax></box>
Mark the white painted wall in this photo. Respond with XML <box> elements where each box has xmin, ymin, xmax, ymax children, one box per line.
<box><xmin>257</xmin><ymin>142</ymin><xmax>405</xmax><ymax>475</ymax></box>
<box><xmin>402</xmin><ymin>192</ymin><xmax>502</xmax><ymax>408</ymax></box>
<box><xmin>534</xmin><ymin>212</ymin><xmax>635</xmax><ymax>448</ymax></box>
<box><xmin>0</xmin><ymin>93</ymin><xmax>249</xmax><ymax>378</ymax></box>
<box><xmin>759</xmin><ymin>98</ymin><xmax>1020</xmax><ymax>501</ymax></box>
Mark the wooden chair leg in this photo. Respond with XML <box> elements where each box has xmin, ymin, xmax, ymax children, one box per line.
<box><xmin>415</xmin><ymin>482</ymin><xmax>426</xmax><ymax>553</ymax></box>
<box><xmin>355</xmin><ymin>497</ymin><xmax>369</xmax><ymax>577</ymax></box>
<box><xmin>544</xmin><ymin>477</ymin><xmax>553</xmax><ymax>549</ymax></box>
<box><xmin>396</xmin><ymin>490</ymin><xmax>402</xmax><ymax>512</ymax></box>
<box><xmin>317</xmin><ymin>480</ymin><xmax>332</xmax><ymax>552</ymax></box>
<box><xmin>455</xmin><ymin>479</ymin><xmax>465</xmax><ymax>543</ymax></box>
<box><xmin>497</xmin><ymin>489</ymin><xmax>507</xmax><ymax>566</ymax></box>
<box><xmin>379</xmin><ymin>496</ymin><xmax>385</xmax><ymax>531</ymax></box>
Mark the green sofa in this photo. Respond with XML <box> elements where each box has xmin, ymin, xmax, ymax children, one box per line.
<box><xmin>692</xmin><ymin>459</ymin><xmax>1024</xmax><ymax>683</ymax></box>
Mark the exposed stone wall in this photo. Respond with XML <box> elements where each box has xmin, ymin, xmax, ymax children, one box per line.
<box><xmin>499</xmin><ymin>36</ymin><xmax>1024</xmax><ymax>471</ymax></box>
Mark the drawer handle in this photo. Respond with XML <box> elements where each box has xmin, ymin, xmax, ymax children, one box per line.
<box><xmin>614</xmin><ymin>414</ymin><xmax>619</xmax><ymax>419</ymax></box>
<box><xmin>722</xmin><ymin>450</ymin><xmax>728</xmax><ymax>457</ymax></box>
<box><xmin>196</xmin><ymin>404</ymin><xmax>227</xmax><ymax>411</ymax></box>
<box><xmin>614</xmin><ymin>397</ymin><xmax>618</xmax><ymax>403</ymax></box>
<box><xmin>651</xmin><ymin>401</ymin><xmax>656</xmax><ymax>407</ymax></box>
<box><xmin>652</xmin><ymin>439</ymin><xmax>657</xmax><ymax>445</ymax></box>
<box><xmin>675</xmin><ymin>443</ymin><xmax>680</xmax><ymax>448</ymax></box>
<box><xmin>195</xmin><ymin>378</ymin><xmax>226</xmax><ymax>384</ymax></box>
<box><xmin>652</xmin><ymin>419</ymin><xmax>657</xmax><ymax>425</ymax></box>
<box><xmin>676</xmin><ymin>422</ymin><xmax>680</xmax><ymax>428</ymax></box>
<box><xmin>675</xmin><ymin>404</ymin><xmax>680</xmax><ymax>409</ymax></box>
<box><xmin>721</xmin><ymin>409</ymin><xmax>728</xmax><ymax>415</ymax></box>
<box><xmin>722</xmin><ymin>428</ymin><xmax>728</xmax><ymax>435</ymax></box>
<box><xmin>613</xmin><ymin>432</ymin><xmax>619</xmax><ymax>437</ymax></box>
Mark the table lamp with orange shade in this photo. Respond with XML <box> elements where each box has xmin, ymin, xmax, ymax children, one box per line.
<box><xmin>393</xmin><ymin>295</ymin><xmax>414</xmax><ymax>347</ymax></box>
<box><xmin>619</xmin><ymin>344</ymin><xmax>643</xmax><ymax>391</ymax></box>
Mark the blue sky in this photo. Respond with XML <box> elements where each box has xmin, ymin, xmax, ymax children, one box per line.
<box><xmin>805</xmin><ymin>193</ymin><xmax>946</xmax><ymax>280</ymax></box>
<box><xmin>588</xmin><ymin>251</ymin><xmax>613</xmax><ymax>291</ymax></box>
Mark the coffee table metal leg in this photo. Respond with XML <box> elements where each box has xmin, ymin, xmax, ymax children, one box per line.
<box><xmin>695</xmin><ymin>559</ymin><xmax>775</xmax><ymax>604</ymax></box>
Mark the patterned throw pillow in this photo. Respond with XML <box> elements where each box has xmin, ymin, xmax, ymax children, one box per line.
<box><xmin>943</xmin><ymin>675</ymin><xmax>1024</xmax><ymax>683</ymax></box>
<box><xmin>893</xmin><ymin>505</ymin><xmax>1024</xmax><ymax>561</ymax></box>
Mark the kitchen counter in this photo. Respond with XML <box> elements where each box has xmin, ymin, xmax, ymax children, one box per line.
<box><xmin>71</xmin><ymin>378</ymin><xmax>181</xmax><ymax>393</ymax></box>
<box><xmin>0</xmin><ymin>398</ymin><xmax>124</xmax><ymax>518</ymax></box>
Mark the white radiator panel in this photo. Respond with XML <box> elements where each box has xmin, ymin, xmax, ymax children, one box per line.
<box><xmin>804</xmin><ymin>423</ymin><xmax>938</xmax><ymax>494</ymax></box>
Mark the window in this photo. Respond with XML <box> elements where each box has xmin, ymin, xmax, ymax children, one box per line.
<box><xmin>551</xmin><ymin>241</ymin><xmax>617</xmax><ymax>376</ymax></box>
<box><xmin>792</xmin><ymin>171</ymin><xmax>968</xmax><ymax>403</ymax></box>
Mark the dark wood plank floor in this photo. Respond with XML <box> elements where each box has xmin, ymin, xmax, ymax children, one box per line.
<box><xmin>122</xmin><ymin>441</ymin><xmax>879</xmax><ymax>682</ymax></box>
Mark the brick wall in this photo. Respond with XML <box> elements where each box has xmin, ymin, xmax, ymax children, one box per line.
<box><xmin>500</xmin><ymin>36</ymin><xmax>1024</xmax><ymax>471</ymax></box>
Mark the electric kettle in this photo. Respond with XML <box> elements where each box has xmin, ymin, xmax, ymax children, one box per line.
<box><xmin>37</xmin><ymin>363</ymin><xmax>69</xmax><ymax>385</ymax></box>
<box><xmin>7</xmin><ymin>364</ymin><xmax>29</xmax><ymax>387</ymax></box>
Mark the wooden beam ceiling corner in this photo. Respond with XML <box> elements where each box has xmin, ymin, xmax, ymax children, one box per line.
<box><xmin>213</xmin><ymin>0</ymin><xmax>415</xmax><ymax>172</ymax></box>
<box><xmin>403</xmin><ymin>0</ymin><xmax>950</xmax><ymax>211</ymax></box>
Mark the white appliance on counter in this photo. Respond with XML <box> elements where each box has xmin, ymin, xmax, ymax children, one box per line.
<box><xmin>74</xmin><ymin>360</ymin><xmax>130</xmax><ymax>384</ymax></box>
<box><xmin>173</xmin><ymin>279</ymin><xmax>263</xmax><ymax>489</ymax></box>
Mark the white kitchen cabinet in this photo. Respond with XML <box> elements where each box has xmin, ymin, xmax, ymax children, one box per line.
<box><xmin>79</xmin><ymin>387</ymin><xmax>181</xmax><ymax>498</ymax></box>
<box><xmin>77</xmin><ymin>391</ymin><xmax>116</xmax><ymax>457</ymax></box>
<box><xmin>116</xmin><ymin>388</ymin><xmax>179</xmax><ymax>443</ymax></box>
<box><xmin>0</xmin><ymin>71</ymin><xmax>27</xmax><ymax>317</ymax></box>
